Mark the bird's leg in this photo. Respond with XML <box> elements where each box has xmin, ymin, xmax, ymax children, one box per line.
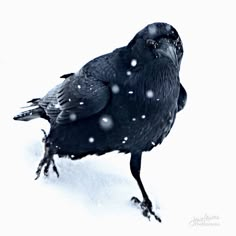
<box><xmin>35</xmin><ymin>139</ymin><xmax>59</xmax><ymax>180</ymax></box>
<box><xmin>41</xmin><ymin>129</ymin><xmax>47</xmax><ymax>143</ymax></box>
<box><xmin>130</xmin><ymin>152</ymin><xmax>161</xmax><ymax>222</ymax></box>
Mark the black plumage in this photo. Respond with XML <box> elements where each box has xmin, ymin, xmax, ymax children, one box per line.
<box><xmin>14</xmin><ymin>22</ymin><xmax>187</xmax><ymax>221</ymax></box>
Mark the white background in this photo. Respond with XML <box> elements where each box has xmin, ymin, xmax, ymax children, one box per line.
<box><xmin>0</xmin><ymin>0</ymin><xmax>235</xmax><ymax>235</ymax></box>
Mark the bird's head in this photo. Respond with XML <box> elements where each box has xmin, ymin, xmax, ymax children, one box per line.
<box><xmin>128</xmin><ymin>23</ymin><xmax>183</xmax><ymax>70</ymax></box>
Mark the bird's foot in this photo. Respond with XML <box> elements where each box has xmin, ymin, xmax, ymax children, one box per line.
<box><xmin>131</xmin><ymin>197</ymin><xmax>161</xmax><ymax>222</ymax></box>
<box><xmin>35</xmin><ymin>155</ymin><xmax>59</xmax><ymax>180</ymax></box>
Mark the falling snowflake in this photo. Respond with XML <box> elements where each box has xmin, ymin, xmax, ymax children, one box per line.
<box><xmin>141</xmin><ymin>115</ymin><xmax>146</xmax><ymax>119</ymax></box>
<box><xmin>54</xmin><ymin>104</ymin><xmax>60</xmax><ymax>108</ymax></box>
<box><xmin>69</xmin><ymin>113</ymin><xmax>77</xmax><ymax>121</ymax></box>
<box><xmin>165</xmin><ymin>24</ymin><xmax>171</xmax><ymax>32</ymax></box>
<box><xmin>131</xmin><ymin>59</ymin><xmax>137</xmax><ymax>67</ymax></box>
<box><xmin>68</xmin><ymin>98</ymin><xmax>71</xmax><ymax>102</ymax></box>
<box><xmin>132</xmin><ymin>118</ymin><xmax>136</xmax><ymax>121</ymax></box>
<box><xmin>151</xmin><ymin>141</ymin><xmax>156</xmax><ymax>146</ymax></box>
<box><xmin>156</xmin><ymin>98</ymin><xmax>160</xmax><ymax>101</ymax></box>
<box><xmin>79</xmin><ymin>102</ymin><xmax>84</xmax><ymax>105</ymax></box>
<box><xmin>88</xmin><ymin>137</ymin><xmax>95</xmax><ymax>143</ymax></box>
<box><xmin>128</xmin><ymin>91</ymin><xmax>134</xmax><ymax>94</ymax></box>
<box><xmin>146</xmin><ymin>90</ymin><xmax>154</xmax><ymax>98</ymax></box>
<box><xmin>126</xmin><ymin>70</ymin><xmax>132</xmax><ymax>76</ymax></box>
<box><xmin>78</xmin><ymin>85</ymin><xmax>81</xmax><ymax>89</ymax></box>
<box><xmin>111</xmin><ymin>84</ymin><xmax>120</xmax><ymax>94</ymax></box>
<box><xmin>121</xmin><ymin>136</ymin><xmax>129</xmax><ymax>144</ymax></box>
<box><xmin>99</xmin><ymin>115</ymin><xmax>114</xmax><ymax>130</ymax></box>
<box><xmin>148</xmin><ymin>24</ymin><xmax>157</xmax><ymax>35</ymax></box>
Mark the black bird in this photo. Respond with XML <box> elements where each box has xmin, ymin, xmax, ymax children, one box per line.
<box><xmin>14</xmin><ymin>22</ymin><xmax>187</xmax><ymax>221</ymax></box>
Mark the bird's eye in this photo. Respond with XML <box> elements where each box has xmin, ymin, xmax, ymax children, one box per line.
<box><xmin>146</xmin><ymin>39</ymin><xmax>158</xmax><ymax>49</ymax></box>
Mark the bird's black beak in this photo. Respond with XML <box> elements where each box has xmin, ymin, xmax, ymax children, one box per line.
<box><xmin>156</xmin><ymin>40</ymin><xmax>179</xmax><ymax>69</ymax></box>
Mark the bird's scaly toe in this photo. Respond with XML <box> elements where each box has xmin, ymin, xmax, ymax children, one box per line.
<box><xmin>131</xmin><ymin>197</ymin><xmax>161</xmax><ymax>222</ymax></box>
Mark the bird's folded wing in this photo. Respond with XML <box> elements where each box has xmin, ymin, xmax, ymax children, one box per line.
<box><xmin>55</xmin><ymin>73</ymin><xmax>110</xmax><ymax>124</ymax></box>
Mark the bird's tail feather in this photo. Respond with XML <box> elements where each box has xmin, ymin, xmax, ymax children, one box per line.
<box><xmin>13</xmin><ymin>107</ymin><xmax>45</xmax><ymax>121</ymax></box>
<box><xmin>13</xmin><ymin>98</ymin><xmax>45</xmax><ymax>121</ymax></box>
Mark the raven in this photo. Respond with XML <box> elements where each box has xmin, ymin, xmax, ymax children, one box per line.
<box><xmin>14</xmin><ymin>22</ymin><xmax>187</xmax><ymax>221</ymax></box>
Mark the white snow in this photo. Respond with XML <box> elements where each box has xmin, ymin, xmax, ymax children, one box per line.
<box><xmin>99</xmin><ymin>115</ymin><xmax>114</xmax><ymax>130</ymax></box>
<box><xmin>165</xmin><ymin>24</ymin><xmax>171</xmax><ymax>32</ymax></box>
<box><xmin>111</xmin><ymin>84</ymin><xmax>120</xmax><ymax>94</ymax></box>
<box><xmin>130</xmin><ymin>59</ymin><xmax>137</xmax><ymax>67</ymax></box>
<box><xmin>102</xmin><ymin>117</ymin><xmax>109</xmax><ymax>122</ymax></box>
<box><xmin>69</xmin><ymin>113</ymin><xmax>77</xmax><ymax>121</ymax></box>
<box><xmin>148</xmin><ymin>24</ymin><xmax>157</xmax><ymax>35</ymax></box>
<box><xmin>128</xmin><ymin>91</ymin><xmax>134</xmax><ymax>94</ymax></box>
<box><xmin>122</xmin><ymin>137</ymin><xmax>128</xmax><ymax>144</ymax></box>
<box><xmin>88</xmin><ymin>137</ymin><xmax>95</xmax><ymax>143</ymax></box>
<box><xmin>126</xmin><ymin>70</ymin><xmax>132</xmax><ymax>76</ymax></box>
<box><xmin>1</xmin><ymin>1</ymin><xmax>234</xmax><ymax>235</ymax></box>
<box><xmin>146</xmin><ymin>90</ymin><xmax>154</xmax><ymax>98</ymax></box>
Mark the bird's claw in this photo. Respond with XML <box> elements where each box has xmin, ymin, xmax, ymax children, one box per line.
<box><xmin>131</xmin><ymin>197</ymin><xmax>161</xmax><ymax>222</ymax></box>
<box><xmin>35</xmin><ymin>156</ymin><xmax>59</xmax><ymax>180</ymax></box>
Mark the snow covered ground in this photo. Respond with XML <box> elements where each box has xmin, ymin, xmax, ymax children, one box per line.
<box><xmin>0</xmin><ymin>0</ymin><xmax>235</xmax><ymax>235</ymax></box>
